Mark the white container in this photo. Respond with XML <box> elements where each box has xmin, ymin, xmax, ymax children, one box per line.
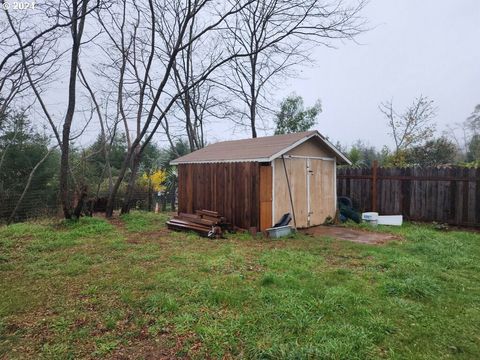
<box><xmin>362</xmin><ymin>212</ymin><xmax>379</xmax><ymax>226</ymax></box>
<box><xmin>377</xmin><ymin>215</ymin><xmax>403</xmax><ymax>226</ymax></box>
<box><xmin>266</xmin><ymin>225</ymin><xmax>292</xmax><ymax>239</ymax></box>
<box><xmin>362</xmin><ymin>212</ymin><xmax>379</xmax><ymax>221</ymax></box>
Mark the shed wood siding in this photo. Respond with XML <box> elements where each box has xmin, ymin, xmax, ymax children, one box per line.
<box><xmin>285</xmin><ymin>139</ymin><xmax>331</xmax><ymax>158</ymax></box>
<box><xmin>259</xmin><ymin>165</ymin><xmax>273</xmax><ymax>231</ymax></box>
<box><xmin>274</xmin><ymin>158</ymin><xmax>307</xmax><ymax>227</ymax></box>
<box><xmin>273</xmin><ymin>157</ymin><xmax>336</xmax><ymax>228</ymax></box>
<box><xmin>177</xmin><ymin>163</ymin><xmax>260</xmax><ymax>230</ymax></box>
<box><xmin>309</xmin><ymin>159</ymin><xmax>336</xmax><ymax>224</ymax></box>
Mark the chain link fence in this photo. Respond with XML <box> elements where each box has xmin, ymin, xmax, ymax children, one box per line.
<box><xmin>0</xmin><ymin>189</ymin><xmax>176</xmax><ymax>224</ymax></box>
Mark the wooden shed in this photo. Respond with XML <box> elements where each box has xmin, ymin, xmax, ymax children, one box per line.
<box><xmin>171</xmin><ymin>131</ymin><xmax>351</xmax><ymax>231</ymax></box>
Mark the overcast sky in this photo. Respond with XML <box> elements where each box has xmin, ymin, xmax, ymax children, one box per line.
<box><xmin>211</xmin><ymin>0</ymin><xmax>480</xmax><ymax>149</ymax></box>
<box><xmin>24</xmin><ymin>0</ymin><xmax>480</xmax><ymax>150</ymax></box>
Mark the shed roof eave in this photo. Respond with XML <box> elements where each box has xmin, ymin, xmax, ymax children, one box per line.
<box><xmin>169</xmin><ymin>131</ymin><xmax>352</xmax><ymax>165</ymax></box>
<box><xmin>266</xmin><ymin>132</ymin><xmax>352</xmax><ymax>165</ymax></box>
<box><xmin>322</xmin><ymin>136</ymin><xmax>352</xmax><ymax>165</ymax></box>
<box><xmin>170</xmin><ymin>157</ymin><xmax>271</xmax><ymax>165</ymax></box>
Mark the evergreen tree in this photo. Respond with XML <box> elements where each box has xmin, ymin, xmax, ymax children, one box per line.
<box><xmin>274</xmin><ymin>95</ymin><xmax>321</xmax><ymax>135</ymax></box>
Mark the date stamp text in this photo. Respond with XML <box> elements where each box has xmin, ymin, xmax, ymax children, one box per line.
<box><xmin>2</xmin><ymin>1</ymin><xmax>36</xmax><ymax>11</ymax></box>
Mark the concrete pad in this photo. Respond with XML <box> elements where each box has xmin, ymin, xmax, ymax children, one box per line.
<box><xmin>302</xmin><ymin>226</ymin><xmax>401</xmax><ymax>245</ymax></box>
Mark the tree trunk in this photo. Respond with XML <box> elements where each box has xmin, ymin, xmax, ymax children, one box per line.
<box><xmin>249</xmin><ymin>97</ymin><xmax>257</xmax><ymax>138</ymax></box>
<box><xmin>73</xmin><ymin>185</ymin><xmax>88</xmax><ymax>218</ymax></box>
<box><xmin>120</xmin><ymin>151</ymin><xmax>141</xmax><ymax>215</ymax></box>
<box><xmin>105</xmin><ymin>145</ymin><xmax>135</xmax><ymax>217</ymax></box>
<box><xmin>60</xmin><ymin>0</ymin><xmax>88</xmax><ymax>219</ymax></box>
<box><xmin>170</xmin><ymin>191</ymin><xmax>176</xmax><ymax>211</ymax></box>
<box><xmin>249</xmin><ymin>55</ymin><xmax>257</xmax><ymax>138</ymax></box>
<box><xmin>60</xmin><ymin>141</ymin><xmax>72</xmax><ymax>218</ymax></box>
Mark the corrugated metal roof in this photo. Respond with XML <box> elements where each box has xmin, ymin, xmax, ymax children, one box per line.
<box><xmin>170</xmin><ymin>130</ymin><xmax>351</xmax><ymax>165</ymax></box>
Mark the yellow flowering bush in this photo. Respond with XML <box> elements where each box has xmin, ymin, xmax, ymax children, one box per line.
<box><xmin>140</xmin><ymin>169</ymin><xmax>167</xmax><ymax>192</ymax></box>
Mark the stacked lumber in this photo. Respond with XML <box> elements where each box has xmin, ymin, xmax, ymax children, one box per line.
<box><xmin>166</xmin><ymin>210</ymin><xmax>230</xmax><ymax>238</ymax></box>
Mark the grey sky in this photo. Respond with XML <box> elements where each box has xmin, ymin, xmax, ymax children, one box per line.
<box><xmin>19</xmin><ymin>0</ymin><xmax>480</xmax><ymax>151</ymax></box>
<box><xmin>213</xmin><ymin>0</ymin><xmax>480</xmax><ymax>149</ymax></box>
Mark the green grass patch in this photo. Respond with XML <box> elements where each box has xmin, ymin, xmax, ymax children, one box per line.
<box><xmin>121</xmin><ymin>211</ymin><xmax>169</xmax><ymax>232</ymax></box>
<box><xmin>1</xmin><ymin>212</ymin><xmax>479</xmax><ymax>358</ymax></box>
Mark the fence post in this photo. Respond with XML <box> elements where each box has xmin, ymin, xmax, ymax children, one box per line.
<box><xmin>371</xmin><ymin>160</ymin><xmax>378</xmax><ymax>212</ymax></box>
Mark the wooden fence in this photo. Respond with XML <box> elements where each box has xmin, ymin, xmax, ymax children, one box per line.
<box><xmin>337</xmin><ymin>163</ymin><xmax>480</xmax><ymax>227</ymax></box>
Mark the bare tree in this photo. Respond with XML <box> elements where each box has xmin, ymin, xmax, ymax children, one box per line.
<box><xmin>4</xmin><ymin>0</ymin><xmax>102</xmax><ymax>219</ymax></box>
<box><xmin>95</xmin><ymin>0</ymin><xmax>258</xmax><ymax>217</ymax></box>
<box><xmin>169</xmin><ymin>18</ymin><xmax>233</xmax><ymax>151</ymax></box>
<box><xmin>380</xmin><ymin>95</ymin><xmax>437</xmax><ymax>152</ymax></box>
<box><xmin>59</xmin><ymin>0</ymin><xmax>97</xmax><ymax>219</ymax></box>
<box><xmin>222</xmin><ymin>0</ymin><xmax>367</xmax><ymax>137</ymax></box>
<box><xmin>445</xmin><ymin>104</ymin><xmax>480</xmax><ymax>160</ymax></box>
<box><xmin>0</xmin><ymin>6</ymin><xmax>61</xmax><ymax>119</ymax></box>
<box><xmin>0</xmin><ymin>4</ymin><xmax>63</xmax><ymax>199</ymax></box>
<box><xmin>78</xmin><ymin>65</ymin><xmax>117</xmax><ymax>194</ymax></box>
<box><xmin>2</xmin><ymin>0</ymin><xmax>367</xmax><ymax>220</ymax></box>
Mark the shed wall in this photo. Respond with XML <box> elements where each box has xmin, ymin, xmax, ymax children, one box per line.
<box><xmin>177</xmin><ymin>162</ymin><xmax>260</xmax><ymax>230</ymax></box>
<box><xmin>285</xmin><ymin>138</ymin><xmax>334</xmax><ymax>158</ymax></box>
<box><xmin>273</xmin><ymin>157</ymin><xmax>336</xmax><ymax>228</ymax></box>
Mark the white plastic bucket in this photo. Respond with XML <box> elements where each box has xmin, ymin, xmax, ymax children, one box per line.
<box><xmin>361</xmin><ymin>212</ymin><xmax>379</xmax><ymax>226</ymax></box>
<box><xmin>377</xmin><ymin>215</ymin><xmax>403</xmax><ymax>226</ymax></box>
<box><xmin>362</xmin><ymin>212</ymin><xmax>379</xmax><ymax>221</ymax></box>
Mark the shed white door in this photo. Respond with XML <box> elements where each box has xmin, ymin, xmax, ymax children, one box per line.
<box><xmin>307</xmin><ymin>158</ymin><xmax>336</xmax><ymax>226</ymax></box>
<box><xmin>273</xmin><ymin>157</ymin><xmax>336</xmax><ymax>228</ymax></box>
<box><xmin>273</xmin><ymin>157</ymin><xmax>308</xmax><ymax>228</ymax></box>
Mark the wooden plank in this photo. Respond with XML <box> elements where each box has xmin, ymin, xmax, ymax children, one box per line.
<box><xmin>462</xmin><ymin>168</ymin><xmax>469</xmax><ymax>224</ymax></box>
<box><xmin>259</xmin><ymin>164</ymin><xmax>273</xmax><ymax>231</ymax></box>
<box><xmin>468</xmin><ymin>168</ymin><xmax>476</xmax><ymax>225</ymax></box>
<box><xmin>178</xmin><ymin>212</ymin><xmax>200</xmax><ymax>219</ymax></box>
<box><xmin>175</xmin><ymin>215</ymin><xmax>215</xmax><ymax>227</ymax></box>
<box><xmin>371</xmin><ymin>160</ymin><xmax>378</xmax><ymax>211</ymax></box>
<box><xmin>273</xmin><ymin>158</ymin><xmax>291</xmax><ymax>225</ymax></box>
<box><xmin>401</xmin><ymin>167</ymin><xmax>411</xmax><ymax>219</ymax></box>
<box><xmin>309</xmin><ymin>159</ymin><xmax>336</xmax><ymax>226</ymax></box>
<box><xmin>337</xmin><ymin>174</ymin><xmax>473</xmax><ymax>182</ymax></box>
<box><xmin>196</xmin><ymin>209</ymin><xmax>219</xmax><ymax>216</ymax></box>
<box><xmin>290</xmin><ymin>157</ymin><xmax>308</xmax><ymax>228</ymax></box>
<box><xmin>168</xmin><ymin>218</ymin><xmax>210</xmax><ymax>229</ymax></box>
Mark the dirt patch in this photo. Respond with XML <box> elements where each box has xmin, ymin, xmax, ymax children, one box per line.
<box><xmin>109</xmin><ymin>330</ymin><xmax>204</xmax><ymax>360</ymax></box>
<box><xmin>302</xmin><ymin>226</ymin><xmax>401</xmax><ymax>245</ymax></box>
<box><xmin>125</xmin><ymin>229</ymin><xmax>172</xmax><ymax>244</ymax></box>
<box><xmin>106</xmin><ymin>216</ymin><xmax>126</xmax><ymax>230</ymax></box>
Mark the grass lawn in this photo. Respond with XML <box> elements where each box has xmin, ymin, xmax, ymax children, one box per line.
<box><xmin>1</xmin><ymin>212</ymin><xmax>479</xmax><ymax>359</ymax></box>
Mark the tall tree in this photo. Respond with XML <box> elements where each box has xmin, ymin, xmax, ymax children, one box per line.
<box><xmin>467</xmin><ymin>104</ymin><xmax>480</xmax><ymax>133</ymax></box>
<box><xmin>98</xmin><ymin>0</ymin><xmax>268</xmax><ymax>217</ymax></box>
<box><xmin>59</xmin><ymin>0</ymin><xmax>93</xmax><ymax>218</ymax></box>
<box><xmin>223</xmin><ymin>0</ymin><xmax>366</xmax><ymax>137</ymax></box>
<box><xmin>345</xmin><ymin>140</ymin><xmax>380</xmax><ymax>167</ymax></box>
<box><xmin>466</xmin><ymin>134</ymin><xmax>480</xmax><ymax>163</ymax></box>
<box><xmin>274</xmin><ymin>95</ymin><xmax>321</xmax><ymax>134</ymax></box>
<box><xmin>5</xmin><ymin>0</ymin><xmax>102</xmax><ymax>219</ymax></box>
<box><xmin>380</xmin><ymin>95</ymin><xmax>437</xmax><ymax>152</ymax></box>
<box><xmin>405</xmin><ymin>137</ymin><xmax>458</xmax><ymax>166</ymax></box>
